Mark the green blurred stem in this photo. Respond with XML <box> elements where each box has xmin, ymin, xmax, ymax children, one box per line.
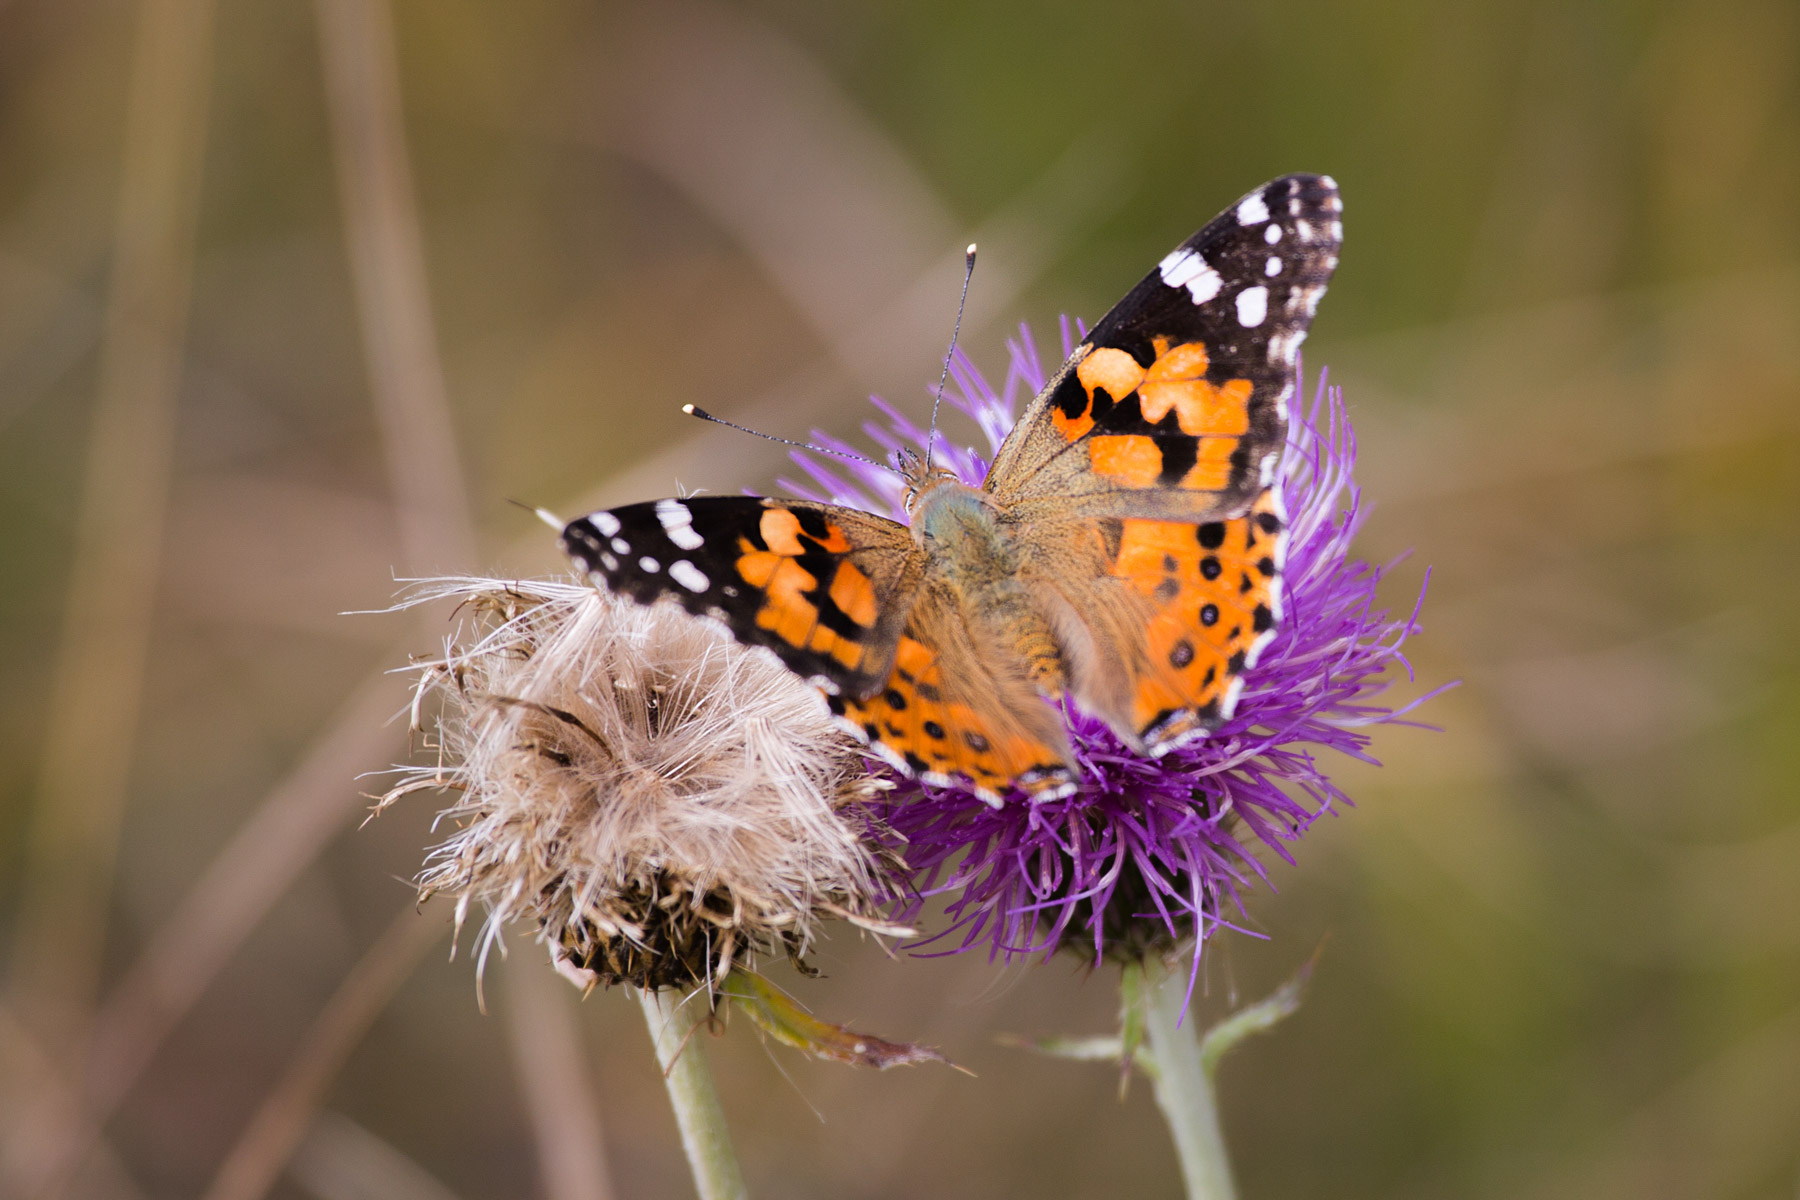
<box><xmin>637</xmin><ymin>987</ymin><xmax>748</xmax><ymax>1200</ymax></box>
<box><xmin>1136</xmin><ymin>957</ymin><xmax>1238</xmax><ymax>1200</ymax></box>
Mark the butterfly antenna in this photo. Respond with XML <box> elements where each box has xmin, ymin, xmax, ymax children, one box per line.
<box><xmin>681</xmin><ymin>404</ymin><xmax>899</xmax><ymax>476</ymax></box>
<box><xmin>925</xmin><ymin>243</ymin><xmax>978</xmax><ymax>472</ymax></box>
<box><xmin>505</xmin><ymin>496</ymin><xmax>566</xmax><ymax>531</ymax></box>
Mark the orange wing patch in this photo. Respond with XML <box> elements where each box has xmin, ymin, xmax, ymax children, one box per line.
<box><xmin>1109</xmin><ymin>488</ymin><xmax>1286</xmax><ymax>749</ymax></box>
<box><xmin>733</xmin><ymin>514</ymin><xmax>877</xmax><ymax>678</ymax></box>
<box><xmin>1137</xmin><ymin>339</ymin><xmax>1252</xmax><ymax>436</ymax></box>
<box><xmin>1057</xmin><ymin>338</ymin><xmax>1261</xmax><ymax>494</ymax></box>
<box><xmin>757</xmin><ymin>506</ymin><xmax>852</xmax><ymax>555</ymax></box>
<box><xmin>1061</xmin><ymin>347</ymin><xmax>1144</xmax><ymax>440</ymax></box>
<box><xmin>827</xmin><ymin>561</ymin><xmax>878</xmax><ymax>628</ymax></box>
<box><xmin>835</xmin><ymin>635</ymin><xmax>1074</xmax><ymax>805</ymax></box>
<box><xmin>1089</xmin><ymin>434</ymin><xmax>1165</xmax><ymax>487</ymax></box>
<box><xmin>1179</xmin><ymin>433</ymin><xmax>1242</xmax><ymax>492</ymax></box>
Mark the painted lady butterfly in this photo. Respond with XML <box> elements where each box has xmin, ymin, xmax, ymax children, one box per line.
<box><xmin>561</xmin><ymin>175</ymin><xmax>1341</xmax><ymax>805</ymax></box>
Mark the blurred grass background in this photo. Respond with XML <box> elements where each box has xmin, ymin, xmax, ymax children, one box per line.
<box><xmin>2</xmin><ymin>1</ymin><xmax>1797</xmax><ymax>1197</ymax></box>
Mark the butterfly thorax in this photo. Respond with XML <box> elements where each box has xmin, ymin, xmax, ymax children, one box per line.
<box><xmin>908</xmin><ymin>473</ymin><xmax>991</xmax><ymax>540</ymax></box>
<box><xmin>908</xmin><ymin>477</ymin><xmax>1068</xmax><ymax>695</ymax></box>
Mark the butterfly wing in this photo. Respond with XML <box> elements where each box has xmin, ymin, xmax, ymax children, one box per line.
<box><xmin>830</xmin><ymin>583</ymin><xmax>1077</xmax><ymax>806</ymax></box>
<box><xmin>1013</xmin><ymin>490</ymin><xmax>1288</xmax><ymax>754</ymax></box>
<box><xmin>562</xmin><ymin>496</ymin><xmax>919</xmax><ymax>698</ymax></box>
<box><xmin>989</xmin><ymin>173</ymin><xmax>1333</xmax><ymax>748</ymax></box>
<box><xmin>564</xmin><ymin>495</ymin><xmax>1075</xmax><ymax>803</ymax></box>
<box><xmin>986</xmin><ymin>174</ymin><xmax>1340</xmax><ymax>523</ymax></box>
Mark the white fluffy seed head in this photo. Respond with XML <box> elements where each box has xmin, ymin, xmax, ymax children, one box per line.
<box><xmin>379</xmin><ymin>578</ymin><xmax>900</xmax><ymax>991</ymax></box>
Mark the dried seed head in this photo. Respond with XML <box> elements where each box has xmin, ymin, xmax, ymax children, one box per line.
<box><xmin>381</xmin><ymin>578</ymin><xmax>900</xmax><ymax>991</ymax></box>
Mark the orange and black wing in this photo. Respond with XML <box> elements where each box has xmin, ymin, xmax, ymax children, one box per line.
<box><xmin>562</xmin><ymin>496</ymin><xmax>917</xmax><ymax>698</ymax></box>
<box><xmin>564</xmin><ymin>496</ymin><xmax>1077</xmax><ymax>803</ymax></box>
<box><xmin>986</xmin><ymin>174</ymin><xmax>1340</xmax><ymax>522</ymax></box>
<box><xmin>1103</xmin><ymin>490</ymin><xmax>1288</xmax><ymax>750</ymax></box>
<box><xmin>830</xmin><ymin>585</ymin><xmax>1078</xmax><ymax>806</ymax></box>
<box><xmin>1009</xmin><ymin>489</ymin><xmax>1288</xmax><ymax>756</ymax></box>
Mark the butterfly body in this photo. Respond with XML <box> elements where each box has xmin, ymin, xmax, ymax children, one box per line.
<box><xmin>562</xmin><ymin>175</ymin><xmax>1342</xmax><ymax>804</ymax></box>
<box><xmin>906</xmin><ymin>477</ymin><xmax>1052</xmax><ymax>672</ymax></box>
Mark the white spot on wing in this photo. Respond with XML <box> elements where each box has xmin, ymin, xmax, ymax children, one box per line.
<box><xmin>1269</xmin><ymin>332</ymin><xmax>1288</xmax><ymax>362</ymax></box>
<box><xmin>1236</xmin><ymin>193</ymin><xmax>1271</xmax><ymax>225</ymax></box>
<box><xmin>831</xmin><ymin>714</ymin><xmax>874</xmax><ymax>746</ymax></box>
<box><xmin>1220</xmin><ymin>674</ymin><xmax>1247</xmax><ymax>722</ymax></box>
<box><xmin>1265</xmin><ymin>224</ymin><xmax>1282</xmax><ymax>244</ymax></box>
<box><xmin>589</xmin><ymin>511</ymin><xmax>621</xmax><ymax>536</ymax></box>
<box><xmin>1269</xmin><ymin>327</ymin><xmax>1307</xmax><ymax>365</ymax></box>
<box><xmin>668</xmin><ymin>560</ymin><xmax>709</xmax><ymax>592</ymax></box>
<box><xmin>654</xmin><ymin>497</ymin><xmax>705</xmax><ymax>551</ymax></box>
<box><xmin>599</xmin><ymin>552</ymin><xmax>618</xmax><ymax>571</ymax></box>
<box><xmin>638</xmin><ymin>556</ymin><xmax>660</xmax><ymax>573</ymax></box>
<box><xmin>1274</xmin><ymin>380</ymin><xmax>1294</xmax><ymax>423</ymax></box>
<box><xmin>1265</xmin><ymin>256</ymin><xmax>1282</xmax><ymax>277</ymax></box>
<box><xmin>1235</xmin><ymin>286</ymin><xmax>1269</xmax><ymax>327</ymax></box>
<box><xmin>1158</xmin><ymin>248</ymin><xmax>1223</xmax><ymax>305</ymax></box>
<box><xmin>610</xmin><ymin>537</ymin><xmax>630</xmax><ymax>554</ymax></box>
<box><xmin>1267</xmin><ymin>486</ymin><xmax>1292</xmax><ymax>577</ymax></box>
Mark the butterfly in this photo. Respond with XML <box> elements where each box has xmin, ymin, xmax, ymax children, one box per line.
<box><xmin>561</xmin><ymin>174</ymin><xmax>1341</xmax><ymax>805</ymax></box>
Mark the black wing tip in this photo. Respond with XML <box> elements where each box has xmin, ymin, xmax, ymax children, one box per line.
<box><xmin>1200</xmin><ymin>174</ymin><xmax>1342</xmax><ymax>238</ymax></box>
<box><xmin>1256</xmin><ymin>173</ymin><xmax>1340</xmax><ymax>205</ymax></box>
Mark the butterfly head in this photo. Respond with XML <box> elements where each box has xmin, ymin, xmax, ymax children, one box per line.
<box><xmin>896</xmin><ymin>446</ymin><xmax>965</xmax><ymax>515</ymax></box>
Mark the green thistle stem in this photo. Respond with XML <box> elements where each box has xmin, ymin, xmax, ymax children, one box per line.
<box><xmin>1136</xmin><ymin>956</ymin><xmax>1238</xmax><ymax>1200</ymax></box>
<box><xmin>638</xmin><ymin>987</ymin><xmax>748</xmax><ymax>1200</ymax></box>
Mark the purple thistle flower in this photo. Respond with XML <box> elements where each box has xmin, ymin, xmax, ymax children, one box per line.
<box><xmin>782</xmin><ymin>324</ymin><xmax>1443</xmax><ymax>968</ymax></box>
